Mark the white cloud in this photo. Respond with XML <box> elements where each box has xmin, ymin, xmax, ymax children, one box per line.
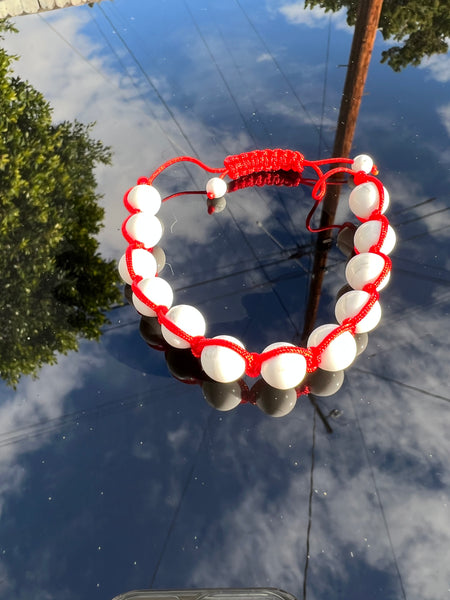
<box><xmin>438</xmin><ymin>103</ymin><xmax>450</xmax><ymax>137</ymax></box>
<box><xmin>419</xmin><ymin>50</ymin><xmax>450</xmax><ymax>83</ymax></box>
<box><xmin>278</xmin><ymin>2</ymin><xmax>349</xmax><ymax>31</ymax></box>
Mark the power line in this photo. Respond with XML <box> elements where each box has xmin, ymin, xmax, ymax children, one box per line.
<box><xmin>350</xmin><ymin>395</ymin><xmax>408</xmax><ymax>600</ymax></box>
<box><xmin>394</xmin><ymin>206</ymin><xmax>450</xmax><ymax>228</ymax></box>
<box><xmin>97</xmin><ymin>3</ymin><xmax>198</xmax><ymax>156</ymax></box>
<box><xmin>352</xmin><ymin>368</ymin><xmax>450</xmax><ymax>404</ymax></box>
<box><xmin>233</xmin><ymin>0</ymin><xmax>331</xmax><ymax>153</ymax></box>
<box><xmin>302</xmin><ymin>406</ymin><xmax>316</xmax><ymax>600</ymax></box>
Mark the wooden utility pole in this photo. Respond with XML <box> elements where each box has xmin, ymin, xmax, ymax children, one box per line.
<box><xmin>301</xmin><ymin>0</ymin><xmax>384</xmax><ymax>341</ymax></box>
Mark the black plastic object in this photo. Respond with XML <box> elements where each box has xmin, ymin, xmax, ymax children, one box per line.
<box><xmin>112</xmin><ymin>588</ymin><xmax>298</xmax><ymax>600</ymax></box>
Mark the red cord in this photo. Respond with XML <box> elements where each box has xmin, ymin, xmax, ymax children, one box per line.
<box><xmin>124</xmin><ymin>149</ymin><xmax>392</xmax><ymax>380</ymax></box>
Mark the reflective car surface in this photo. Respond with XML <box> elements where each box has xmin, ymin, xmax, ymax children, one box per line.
<box><xmin>0</xmin><ymin>2</ymin><xmax>449</xmax><ymax>600</ymax></box>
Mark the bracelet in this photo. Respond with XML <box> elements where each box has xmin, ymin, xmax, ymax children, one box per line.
<box><xmin>119</xmin><ymin>149</ymin><xmax>395</xmax><ymax>392</ymax></box>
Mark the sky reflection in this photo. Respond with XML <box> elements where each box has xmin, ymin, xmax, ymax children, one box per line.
<box><xmin>0</xmin><ymin>2</ymin><xmax>449</xmax><ymax>600</ymax></box>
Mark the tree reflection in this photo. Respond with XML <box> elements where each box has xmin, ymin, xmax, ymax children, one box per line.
<box><xmin>305</xmin><ymin>0</ymin><xmax>449</xmax><ymax>70</ymax></box>
<box><xmin>0</xmin><ymin>22</ymin><xmax>120</xmax><ymax>387</ymax></box>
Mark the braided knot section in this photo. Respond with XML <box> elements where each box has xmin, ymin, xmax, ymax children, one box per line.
<box><xmin>228</xmin><ymin>170</ymin><xmax>303</xmax><ymax>192</ymax></box>
<box><xmin>245</xmin><ymin>352</ymin><xmax>263</xmax><ymax>378</ymax></box>
<box><xmin>224</xmin><ymin>149</ymin><xmax>305</xmax><ymax>179</ymax></box>
<box><xmin>190</xmin><ymin>336</ymin><xmax>207</xmax><ymax>358</ymax></box>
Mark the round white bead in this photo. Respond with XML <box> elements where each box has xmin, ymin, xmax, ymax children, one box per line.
<box><xmin>206</xmin><ymin>177</ymin><xmax>227</xmax><ymax>199</ymax></box>
<box><xmin>354</xmin><ymin>332</ymin><xmax>369</xmax><ymax>356</ymax></box>
<box><xmin>202</xmin><ymin>381</ymin><xmax>242</xmax><ymax>411</ymax></box>
<box><xmin>125</xmin><ymin>213</ymin><xmax>163</xmax><ymax>249</ymax></box>
<box><xmin>349</xmin><ymin>182</ymin><xmax>390</xmax><ymax>219</ymax></box>
<box><xmin>260</xmin><ymin>342</ymin><xmax>307</xmax><ymax>390</ymax></box>
<box><xmin>118</xmin><ymin>249</ymin><xmax>157</xmax><ymax>285</ymax></box>
<box><xmin>151</xmin><ymin>246</ymin><xmax>166</xmax><ymax>273</ymax></box>
<box><xmin>354</xmin><ymin>220</ymin><xmax>396</xmax><ymax>255</ymax></box>
<box><xmin>161</xmin><ymin>305</ymin><xmax>206</xmax><ymax>349</ymax></box>
<box><xmin>345</xmin><ymin>252</ymin><xmax>390</xmax><ymax>291</ymax></box>
<box><xmin>132</xmin><ymin>277</ymin><xmax>173</xmax><ymax>317</ymax></box>
<box><xmin>336</xmin><ymin>226</ymin><xmax>355</xmax><ymax>257</ymax></box>
<box><xmin>254</xmin><ymin>380</ymin><xmax>297</xmax><ymax>417</ymax></box>
<box><xmin>307</xmin><ymin>324</ymin><xmax>357</xmax><ymax>372</ymax></box>
<box><xmin>351</xmin><ymin>154</ymin><xmax>374</xmax><ymax>174</ymax></box>
<box><xmin>308</xmin><ymin>369</ymin><xmax>345</xmax><ymax>397</ymax></box>
<box><xmin>335</xmin><ymin>290</ymin><xmax>382</xmax><ymax>333</ymax></box>
<box><xmin>200</xmin><ymin>335</ymin><xmax>246</xmax><ymax>383</ymax></box>
<box><xmin>127</xmin><ymin>184</ymin><xmax>161</xmax><ymax>214</ymax></box>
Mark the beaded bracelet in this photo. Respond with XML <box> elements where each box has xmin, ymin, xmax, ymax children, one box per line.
<box><xmin>119</xmin><ymin>149</ymin><xmax>395</xmax><ymax>391</ymax></box>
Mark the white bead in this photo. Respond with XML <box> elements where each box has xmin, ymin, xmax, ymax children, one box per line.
<box><xmin>354</xmin><ymin>332</ymin><xmax>369</xmax><ymax>356</ymax></box>
<box><xmin>308</xmin><ymin>369</ymin><xmax>345</xmax><ymax>397</ymax></box>
<box><xmin>345</xmin><ymin>252</ymin><xmax>390</xmax><ymax>291</ymax></box>
<box><xmin>351</xmin><ymin>154</ymin><xmax>374</xmax><ymax>174</ymax></box>
<box><xmin>354</xmin><ymin>220</ymin><xmax>396</xmax><ymax>255</ymax></box>
<box><xmin>200</xmin><ymin>335</ymin><xmax>246</xmax><ymax>383</ymax></box>
<box><xmin>118</xmin><ymin>249</ymin><xmax>157</xmax><ymax>285</ymax></box>
<box><xmin>132</xmin><ymin>277</ymin><xmax>173</xmax><ymax>317</ymax></box>
<box><xmin>202</xmin><ymin>381</ymin><xmax>242</xmax><ymax>411</ymax></box>
<box><xmin>206</xmin><ymin>177</ymin><xmax>227</xmax><ymax>199</ymax></box>
<box><xmin>335</xmin><ymin>290</ymin><xmax>382</xmax><ymax>333</ymax></box>
<box><xmin>307</xmin><ymin>324</ymin><xmax>357</xmax><ymax>372</ymax></box>
<box><xmin>127</xmin><ymin>184</ymin><xmax>161</xmax><ymax>214</ymax></box>
<box><xmin>125</xmin><ymin>213</ymin><xmax>163</xmax><ymax>249</ymax></box>
<box><xmin>336</xmin><ymin>226</ymin><xmax>355</xmax><ymax>257</ymax></box>
<box><xmin>151</xmin><ymin>246</ymin><xmax>166</xmax><ymax>273</ymax></box>
<box><xmin>161</xmin><ymin>305</ymin><xmax>206</xmax><ymax>349</ymax></box>
<box><xmin>254</xmin><ymin>380</ymin><xmax>297</xmax><ymax>417</ymax></box>
<box><xmin>260</xmin><ymin>342</ymin><xmax>307</xmax><ymax>390</ymax></box>
<box><xmin>349</xmin><ymin>182</ymin><xmax>390</xmax><ymax>219</ymax></box>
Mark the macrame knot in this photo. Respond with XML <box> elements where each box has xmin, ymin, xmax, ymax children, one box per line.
<box><xmin>155</xmin><ymin>305</ymin><xmax>169</xmax><ymax>318</ymax></box>
<box><xmin>245</xmin><ymin>352</ymin><xmax>263</xmax><ymax>378</ymax></box>
<box><xmin>190</xmin><ymin>336</ymin><xmax>207</xmax><ymax>358</ymax></box>
<box><xmin>353</xmin><ymin>171</ymin><xmax>369</xmax><ymax>186</ymax></box>
<box><xmin>306</xmin><ymin>346</ymin><xmax>321</xmax><ymax>372</ymax></box>
<box><xmin>363</xmin><ymin>282</ymin><xmax>378</xmax><ymax>296</ymax></box>
<box><xmin>340</xmin><ymin>318</ymin><xmax>357</xmax><ymax>336</ymax></box>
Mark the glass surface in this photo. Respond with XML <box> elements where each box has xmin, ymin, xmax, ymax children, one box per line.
<box><xmin>0</xmin><ymin>2</ymin><xmax>449</xmax><ymax>600</ymax></box>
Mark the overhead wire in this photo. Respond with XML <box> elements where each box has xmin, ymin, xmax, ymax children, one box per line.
<box><xmin>350</xmin><ymin>394</ymin><xmax>408</xmax><ymax>600</ymax></box>
<box><xmin>97</xmin><ymin>3</ymin><xmax>198</xmax><ymax>157</ymax></box>
<box><xmin>233</xmin><ymin>0</ymin><xmax>332</xmax><ymax>154</ymax></box>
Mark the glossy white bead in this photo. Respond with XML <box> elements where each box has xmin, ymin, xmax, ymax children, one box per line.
<box><xmin>335</xmin><ymin>290</ymin><xmax>382</xmax><ymax>333</ymax></box>
<box><xmin>127</xmin><ymin>184</ymin><xmax>161</xmax><ymax>214</ymax></box>
<box><xmin>118</xmin><ymin>249</ymin><xmax>157</xmax><ymax>285</ymax></box>
<box><xmin>354</xmin><ymin>220</ymin><xmax>396</xmax><ymax>255</ymax></box>
<box><xmin>260</xmin><ymin>342</ymin><xmax>307</xmax><ymax>390</ymax></box>
<box><xmin>200</xmin><ymin>335</ymin><xmax>246</xmax><ymax>383</ymax></box>
<box><xmin>349</xmin><ymin>182</ymin><xmax>390</xmax><ymax>219</ymax></box>
<box><xmin>351</xmin><ymin>154</ymin><xmax>374</xmax><ymax>174</ymax></box>
<box><xmin>151</xmin><ymin>246</ymin><xmax>166</xmax><ymax>273</ymax></box>
<box><xmin>202</xmin><ymin>381</ymin><xmax>242</xmax><ymax>411</ymax></box>
<box><xmin>336</xmin><ymin>226</ymin><xmax>355</xmax><ymax>257</ymax></box>
<box><xmin>206</xmin><ymin>177</ymin><xmax>227</xmax><ymax>199</ymax></box>
<box><xmin>161</xmin><ymin>305</ymin><xmax>206</xmax><ymax>349</ymax></box>
<box><xmin>125</xmin><ymin>213</ymin><xmax>163</xmax><ymax>249</ymax></box>
<box><xmin>308</xmin><ymin>369</ymin><xmax>345</xmax><ymax>397</ymax></box>
<box><xmin>254</xmin><ymin>380</ymin><xmax>297</xmax><ymax>417</ymax></box>
<box><xmin>132</xmin><ymin>277</ymin><xmax>173</xmax><ymax>317</ymax></box>
<box><xmin>307</xmin><ymin>324</ymin><xmax>357</xmax><ymax>372</ymax></box>
<box><xmin>354</xmin><ymin>332</ymin><xmax>369</xmax><ymax>356</ymax></box>
<box><xmin>345</xmin><ymin>252</ymin><xmax>390</xmax><ymax>291</ymax></box>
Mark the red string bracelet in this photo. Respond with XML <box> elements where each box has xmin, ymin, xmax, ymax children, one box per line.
<box><xmin>119</xmin><ymin>149</ymin><xmax>396</xmax><ymax>392</ymax></box>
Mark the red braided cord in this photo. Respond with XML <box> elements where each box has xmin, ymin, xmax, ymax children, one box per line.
<box><xmin>123</xmin><ymin>149</ymin><xmax>393</xmax><ymax>382</ymax></box>
<box><xmin>148</xmin><ymin>156</ymin><xmax>225</xmax><ymax>185</ymax></box>
<box><xmin>227</xmin><ymin>170</ymin><xmax>304</xmax><ymax>191</ymax></box>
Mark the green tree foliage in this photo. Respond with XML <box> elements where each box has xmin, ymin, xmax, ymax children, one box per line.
<box><xmin>0</xmin><ymin>21</ymin><xmax>120</xmax><ymax>387</ymax></box>
<box><xmin>305</xmin><ymin>0</ymin><xmax>450</xmax><ymax>71</ymax></box>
